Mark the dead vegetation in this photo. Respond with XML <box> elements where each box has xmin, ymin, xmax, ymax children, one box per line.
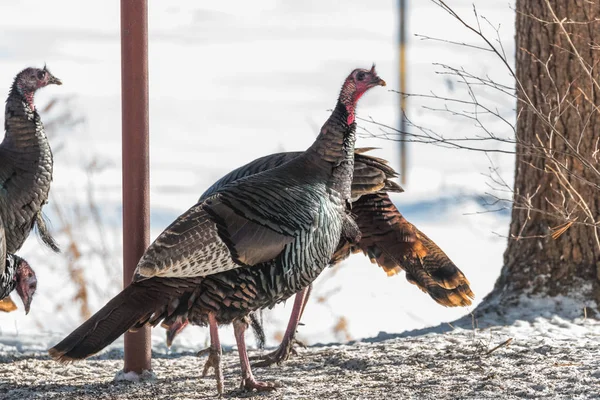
<box><xmin>30</xmin><ymin>97</ymin><xmax>122</xmax><ymax>324</ymax></box>
<box><xmin>359</xmin><ymin>0</ymin><xmax>600</xmax><ymax>251</ymax></box>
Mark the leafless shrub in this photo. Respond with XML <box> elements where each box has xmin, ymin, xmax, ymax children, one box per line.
<box><xmin>359</xmin><ymin>0</ymin><xmax>600</xmax><ymax>250</ymax></box>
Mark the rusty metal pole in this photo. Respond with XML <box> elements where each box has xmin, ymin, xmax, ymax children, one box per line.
<box><xmin>121</xmin><ymin>0</ymin><xmax>151</xmax><ymax>373</ymax></box>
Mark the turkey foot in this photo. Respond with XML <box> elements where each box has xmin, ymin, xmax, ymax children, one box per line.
<box><xmin>239</xmin><ymin>375</ymin><xmax>278</xmax><ymax>392</ymax></box>
<box><xmin>198</xmin><ymin>346</ymin><xmax>223</xmax><ymax>382</ymax></box>
<box><xmin>234</xmin><ymin>318</ymin><xmax>280</xmax><ymax>392</ymax></box>
<box><xmin>250</xmin><ymin>337</ymin><xmax>306</xmax><ymax>367</ymax></box>
<box><xmin>251</xmin><ymin>286</ymin><xmax>311</xmax><ymax>368</ymax></box>
<box><xmin>199</xmin><ymin>314</ymin><xmax>224</xmax><ymax>396</ymax></box>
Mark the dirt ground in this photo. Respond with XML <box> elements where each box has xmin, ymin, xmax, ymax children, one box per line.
<box><xmin>1</xmin><ymin>317</ymin><xmax>599</xmax><ymax>400</ymax></box>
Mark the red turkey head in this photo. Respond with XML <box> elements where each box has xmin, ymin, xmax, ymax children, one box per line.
<box><xmin>15</xmin><ymin>259</ymin><xmax>37</xmax><ymax>315</ymax></box>
<box><xmin>340</xmin><ymin>65</ymin><xmax>386</xmax><ymax>124</ymax></box>
<box><xmin>351</xmin><ymin>64</ymin><xmax>386</xmax><ymax>96</ymax></box>
<box><xmin>15</xmin><ymin>65</ymin><xmax>62</xmax><ymax>93</ymax></box>
<box><xmin>14</xmin><ymin>65</ymin><xmax>62</xmax><ymax>110</ymax></box>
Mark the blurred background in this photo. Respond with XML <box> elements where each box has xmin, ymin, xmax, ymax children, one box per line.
<box><xmin>0</xmin><ymin>0</ymin><xmax>515</xmax><ymax>351</ymax></box>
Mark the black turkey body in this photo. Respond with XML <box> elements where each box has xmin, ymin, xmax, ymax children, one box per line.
<box><xmin>0</xmin><ymin>66</ymin><xmax>62</xmax><ymax>253</ymax></box>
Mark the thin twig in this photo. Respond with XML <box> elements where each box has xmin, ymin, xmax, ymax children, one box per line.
<box><xmin>485</xmin><ymin>338</ymin><xmax>513</xmax><ymax>356</ymax></box>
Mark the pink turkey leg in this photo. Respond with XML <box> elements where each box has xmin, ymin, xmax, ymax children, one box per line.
<box><xmin>251</xmin><ymin>284</ymin><xmax>312</xmax><ymax>367</ymax></box>
<box><xmin>233</xmin><ymin>319</ymin><xmax>277</xmax><ymax>391</ymax></box>
<box><xmin>298</xmin><ymin>283</ymin><xmax>313</xmax><ymax>321</ymax></box>
<box><xmin>198</xmin><ymin>313</ymin><xmax>224</xmax><ymax>395</ymax></box>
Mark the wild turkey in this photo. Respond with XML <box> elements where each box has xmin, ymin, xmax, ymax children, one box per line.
<box><xmin>164</xmin><ymin>150</ymin><xmax>474</xmax><ymax>368</ymax></box>
<box><xmin>0</xmin><ymin>215</ymin><xmax>37</xmax><ymax>314</ymax></box>
<box><xmin>201</xmin><ymin>149</ymin><xmax>471</xmax><ymax>308</ymax></box>
<box><xmin>49</xmin><ymin>66</ymin><xmax>386</xmax><ymax>394</ymax></box>
<box><xmin>252</xmin><ymin>191</ymin><xmax>475</xmax><ymax>366</ymax></box>
<box><xmin>0</xmin><ymin>66</ymin><xmax>62</xmax><ymax>254</ymax></box>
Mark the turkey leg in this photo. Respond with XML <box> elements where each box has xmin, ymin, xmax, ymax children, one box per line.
<box><xmin>233</xmin><ymin>319</ymin><xmax>277</xmax><ymax>391</ymax></box>
<box><xmin>250</xmin><ymin>284</ymin><xmax>312</xmax><ymax>367</ymax></box>
<box><xmin>198</xmin><ymin>313</ymin><xmax>224</xmax><ymax>395</ymax></box>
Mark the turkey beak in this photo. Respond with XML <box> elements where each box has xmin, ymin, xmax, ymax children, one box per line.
<box><xmin>368</xmin><ymin>75</ymin><xmax>386</xmax><ymax>87</ymax></box>
<box><xmin>48</xmin><ymin>74</ymin><xmax>62</xmax><ymax>86</ymax></box>
<box><xmin>166</xmin><ymin>328</ymin><xmax>176</xmax><ymax>348</ymax></box>
<box><xmin>23</xmin><ymin>295</ymin><xmax>32</xmax><ymax>315</ymax></box>
<box><xmin>373</xmin><ymin>77</ymin><xmax>386</xmax><ymax>87</ymax></box>
<box><xmin>18</xmin><ymin>287</ymin><xmax>33</xmax><ymax>315</ymax></box>
<box><xmin>164</xmin><ymin>318</ymin><xmax>188</xmax><ymax>348</ymax></box>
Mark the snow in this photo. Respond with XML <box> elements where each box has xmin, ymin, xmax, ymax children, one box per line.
<box><xmin>1</xmin><ymin>1</ymin><xmax>593</xmax><ymax>397</ymax></box>
<box><xmin>113</xmin><ymin>369</ymin><xmax>157</xmax><ymax>383</ymax></box>
<box><xmin>1</xmin><ymin>310</ymin><xmax>599</xmax><ymax>399</ymax></box>
<box><xmin>0</xmin><ymin>0</ymin><xmax>519</xmax><ymax>350</ymax></box>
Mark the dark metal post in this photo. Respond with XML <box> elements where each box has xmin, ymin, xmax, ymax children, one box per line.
<box><xmin>121</xmin><ymin>0</ymin><xmax>151</xmax><ymax>373</ymax></box>
<box><xmin>399</xmin><ymin>0</ymin><xmax>408</xmax><ymax>184</ymax></box>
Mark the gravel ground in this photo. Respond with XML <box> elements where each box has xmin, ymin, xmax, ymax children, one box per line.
<box><xmin>1</xmin><ymin>312</ymin><xmax>599</xmax><ymax>400</ymax></box>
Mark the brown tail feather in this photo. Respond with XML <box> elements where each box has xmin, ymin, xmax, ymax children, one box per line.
<box><xmin>49</xmin><ymin>278</ymin><xmax>200</xmax><ymax>363</ymax></box>
<box><xmin>404</xmin><ymin>269</ymin><xmax>473</xmax><ymax>307</ymax></box>
<box><xmin>415</xmin><ymin>229</ymin><xmax>472</xmax><ymax>291</ymax></box>
<box><xmin>351</xmin><ymin>152</ymin><xmax>404</xmax><ymax>199</ymax></box>
<box><xmin>352</xmin><ymin>192</ymin><xmax>474</xmax><ymax>307</ymax></box>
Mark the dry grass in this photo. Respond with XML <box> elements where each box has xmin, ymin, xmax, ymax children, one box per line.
<box><xmin>37</xmin><ymin>97</ymin><xmax>121</xmax><ymax>323</ymax></box>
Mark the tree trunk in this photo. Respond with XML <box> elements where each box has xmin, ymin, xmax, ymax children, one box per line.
<box><xmin>484</xmin><ymin>0</ymin><xmax>600</xmax><ymax>311</ymax></box>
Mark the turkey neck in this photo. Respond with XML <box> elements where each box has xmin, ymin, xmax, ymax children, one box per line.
<box><xmin>2</xmin><ymin>87</ymin><xmax>53</xmax><ymax>172</ymax></box>
<box><xmin>305</xmin><ymin>99</ymin><xmax>356</xmax><ymax>200</ymax></box>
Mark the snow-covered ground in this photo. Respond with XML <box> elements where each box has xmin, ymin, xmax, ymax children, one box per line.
<box><xmin>2</xmin><ymin>309</ymin><xmax>599</xmax><ymax>399</ymax></box>
<box><xmin>0</xmin><ymin>0</ymin><xmax>522</xmax><ymax>350</ymax></box>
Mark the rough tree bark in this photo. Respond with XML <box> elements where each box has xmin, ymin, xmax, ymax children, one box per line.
<box><xmin>484</xmin><ymin>0</ymin><xmax>600</xmax><ymax>310</ymax></box>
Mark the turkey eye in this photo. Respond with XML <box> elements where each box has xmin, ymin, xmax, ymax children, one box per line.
<box><xmin>37</xmin><ymin>71</ymin><xmax>45</xmax><ymax>80</ymax></box>
<box><xmin>356</xmin><ymin>72</ymin><xmax>365</xmax><ymax>81</ymax></box>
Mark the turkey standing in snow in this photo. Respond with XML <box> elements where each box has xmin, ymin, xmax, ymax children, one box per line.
<box><xmin>49</xmin><ymin>66</ymin><xmax>386</xmax><ymax>393</ymax></box>
<box><xmin>1</xmin><ymin>66</ymin><xmax>62</xmax><ymax>254</ymax></box>
<box><xmin>0</xmin><ymin>214</ymin><xmax>37</xmax><ymax>314</ymax></box>
<box><xmin>164</xmin><ymin>150</ymin><xmax>474</xmax><ymax>369</ymax></box>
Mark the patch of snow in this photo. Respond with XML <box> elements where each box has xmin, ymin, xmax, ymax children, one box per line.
<box><xmin>114</xmin><ymin>369</ymin><xmax>157</xmax><ymax>383</ymax></box>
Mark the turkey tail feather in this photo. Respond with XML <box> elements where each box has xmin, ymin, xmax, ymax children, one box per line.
<box><xmin>351</xmin><ymin>151</ymin><xmax>404</xmax><ymax>198</ymax></box>
<box><xmin>416</xmin><ymin>229</ymin><xmax>472</xmax><ymax>291</ymax></box>
<box><xmin>49</xmin><ymin>284</ymin><xmax>158</xmax><ymax>362</ymax></box>
<box><xmin>352</xmin><ymin>192</ymin><xmax>474</xmax><ymax>307</ymax></box>
<box><xmin>49</xmin><ymin>278</ymin><xmax>199</xmax><ymax>363</ymax></box>
<box><xmin>35</xmin><ymin>212</ymin><xmax>60</xmax><ymax>253</ymax></box>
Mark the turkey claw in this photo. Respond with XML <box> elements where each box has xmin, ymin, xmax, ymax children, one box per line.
<box><xmin>240</xmin><ymin>377</ymin><xmax>279</xmax><ymax>392</ymax></box>
<box><xmin>198</xmin><ymin>346</ymin><xmax>224</xmax><ymax>395</ymax></box>
<box><xmin>196</xmin><ymin>347</ymin><xmax>210</xmax><ymax>358</ymax></box>
<box><xmin>250</xmin><ymin>338</ymin><xmax>305</xmax><ymax>368</ymax></box>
